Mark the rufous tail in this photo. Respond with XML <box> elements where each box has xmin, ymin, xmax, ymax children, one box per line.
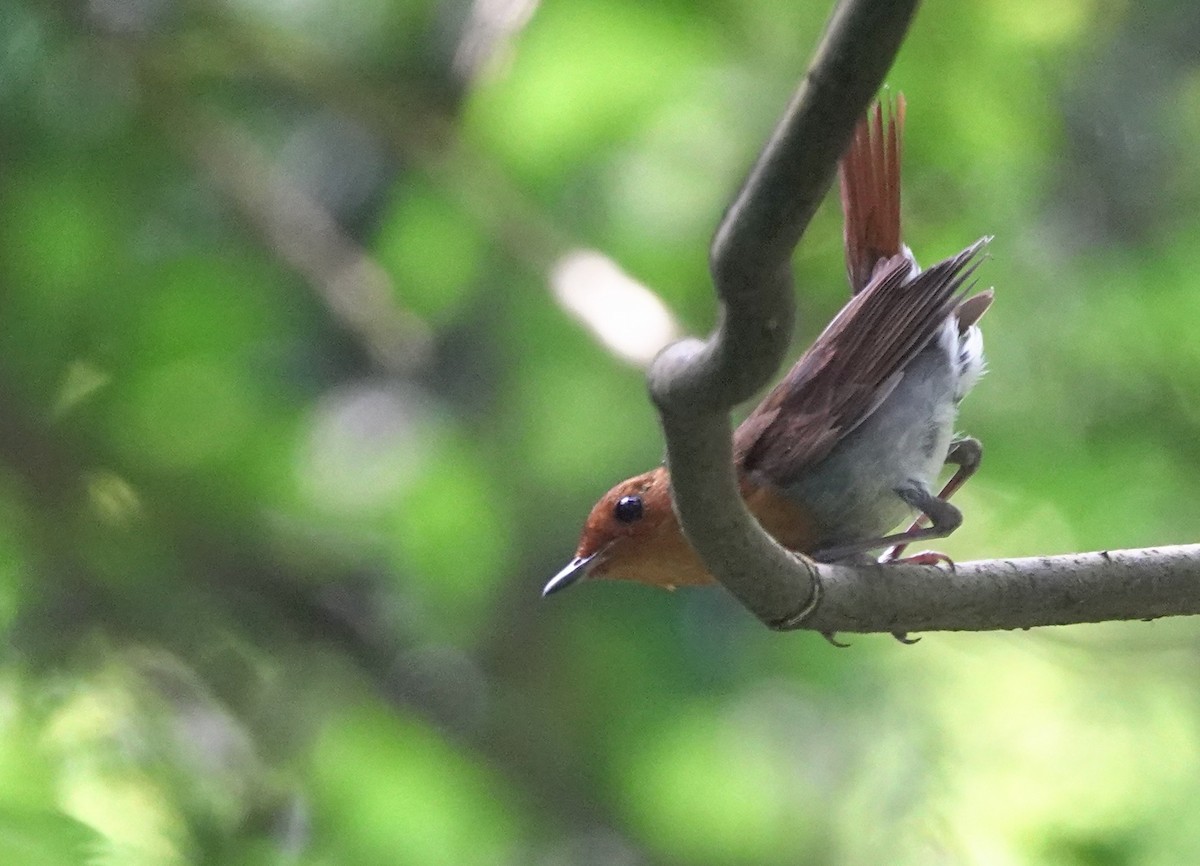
<box><xmin>839</xmin><ymin>93</ymin><xmax>905</xmax><ymax>294</ymax></box>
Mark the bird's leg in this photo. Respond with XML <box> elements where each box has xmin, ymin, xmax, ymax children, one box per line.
<box><xmin>813</xmin><ymin>482</ymin><xmax>964</xmax><ymax>646</ymax></box>
<box><xmin>809</xmin><ymin>481</ymin><xmax>963</xmax><ymax>563</ymax></box>
<box><xmin>881</xmin><ymin>436</ymin><xmax>982</xmax><ymax>562</ymax></box>
<box><xmin>810</xmin><ymin>437</ymin><xmax>982</xmax><ymax>562</ymax></box>
<box><xmin>809</xmin><ymin>438</ymin><xmax>982</xmax><ymax>644</ymax></box>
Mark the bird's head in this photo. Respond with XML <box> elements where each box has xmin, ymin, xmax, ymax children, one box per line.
<box><xmin>543</xmin><ymin>467</ymin><xmax>715</xmax><ymax>596</ymax></box>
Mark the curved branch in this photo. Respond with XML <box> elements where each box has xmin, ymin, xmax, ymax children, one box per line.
<box><xmin>791</xmin><ymin>545</ymin><xmax>1200</xmax><ymax>635</ymax></box>
<box><xmin>647</xmin><ymin>0</ymin><xmax>921</xmax><ymax>626</ymax></box>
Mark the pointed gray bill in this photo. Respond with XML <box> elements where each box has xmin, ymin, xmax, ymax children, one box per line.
<box><xmin>542</xmin><ymin>553</ymin><xmax>597</xmax><ymax>597</ymax></box>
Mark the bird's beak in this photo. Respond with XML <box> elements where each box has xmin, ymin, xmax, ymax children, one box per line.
<box><xmin>542</xmin><ymin>553</ymin><xmax>598</xmax><ymax>597</ymax></box>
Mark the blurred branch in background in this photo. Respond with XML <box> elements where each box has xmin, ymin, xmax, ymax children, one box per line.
<box><xmin>183</xmin><ymin>109</ymin><xmax>433</xmax><ymax>374</ymax></box>
<box><xmin>146</xmin><ymin>0</ymin><xmax>685</xmax><ymax>368</ymax></box>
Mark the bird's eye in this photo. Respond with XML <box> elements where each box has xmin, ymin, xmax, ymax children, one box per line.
<box><xmin>613</xmin><ymin>495</ymin><xmax>644</xmax><ymax>523</ymax></box>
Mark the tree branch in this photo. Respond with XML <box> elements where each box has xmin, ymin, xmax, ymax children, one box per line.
<box><xmin>791</xmin><ymin>545</ymin><xmax>1200</xmax><ymax>635</ymax></box>
<box><xmin>646</xmin><ymin>0</ymin><xmax>920</xmax><ymax>627</ymax></box>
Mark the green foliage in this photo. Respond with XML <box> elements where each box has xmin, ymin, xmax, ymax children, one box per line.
<box><xmin>1</xmin><ymin>0</ymin><xmax>1199</xmax><ymax>863</ymax></box>
<box><xmin>310</xmin><ymin>707</ymin><xmax>522</xmax><ymax>865</ymax></box>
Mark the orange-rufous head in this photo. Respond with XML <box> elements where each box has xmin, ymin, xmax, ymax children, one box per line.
<box><xmin>543</xmin><ymin>467</ymin><xmax>715</xmax><ymax>596</ymax></box>
<box><xmin>544</xmin><ymin>467</ymin><xmax>819</xmax><ymax>596</ymax></box>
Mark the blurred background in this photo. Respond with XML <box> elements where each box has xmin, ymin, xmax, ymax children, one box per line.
<box><xmin>2</xmin><ymin>0</ymin><xmax>1200</xmax><ymax>863</ymax></box>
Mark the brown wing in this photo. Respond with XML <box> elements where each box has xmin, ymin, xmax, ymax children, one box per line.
<box><xmin>734</xmin><ymin>239</ymin><xmax>988</xmax><ymax>486</ymax></box>
<box><xmin>840</xmin><ymin>94</ymin><xmax>905</xmax><ymax>294</ymax></box>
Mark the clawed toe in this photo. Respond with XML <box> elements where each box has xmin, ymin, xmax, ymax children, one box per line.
<box><xmin>881</xmin><ymin>549</ymin><xmax>957</xmax><ymax>571</ymax></box>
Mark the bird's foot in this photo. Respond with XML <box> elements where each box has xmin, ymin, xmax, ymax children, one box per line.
<box><xmin>821</xmin><ymin>632</ymin><xmax>851</xmax><ymax>648</ymax></box>
<box><xmin>880</xmin><ymin>549</ymin><xmax>956</xmax><ymax>571</ymax></box>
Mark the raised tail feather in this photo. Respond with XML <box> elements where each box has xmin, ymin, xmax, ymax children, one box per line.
<box><xmin>839</xmin><ymin>93</ymin><xmax>906</xmax><ymax>294</ymax></box>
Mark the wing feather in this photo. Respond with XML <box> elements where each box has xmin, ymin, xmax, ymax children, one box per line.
<box><xmin>734</xmin><ymin>239</ymin><xmax>988</xmax><ymax>485</ymax></box>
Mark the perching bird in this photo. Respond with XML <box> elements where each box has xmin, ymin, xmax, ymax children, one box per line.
<box><xmin>545</xmin><ymin>95</ymin><xmax>992</xmax><ymax>597</ymax></box>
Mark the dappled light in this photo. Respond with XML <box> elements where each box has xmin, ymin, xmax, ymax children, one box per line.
<box><xmin>551</xmin><ymin>249</ymin><xmax>681</xmax><ymax>366</ymax></box>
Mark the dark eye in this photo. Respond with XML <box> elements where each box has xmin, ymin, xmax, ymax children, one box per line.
<box><xmin>613</xmin><ymin>495</ymin><xmax>644</xmax><ymax>523</ymax></box>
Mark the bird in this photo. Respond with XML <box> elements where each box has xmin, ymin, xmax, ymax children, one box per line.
<box><xmin>544</xmin><ymin>95</ymin><xmax>993</xmax><ymax>600</ymax></box>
